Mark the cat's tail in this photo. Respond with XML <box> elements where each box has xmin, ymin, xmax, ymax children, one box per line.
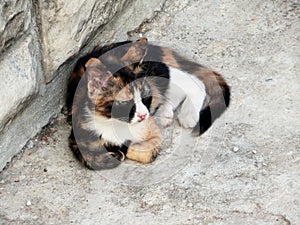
<box><xmin>69</xmin><ymin>129</ymin><xmax>127</xmax><ymax>170</ymax></box>
<box><xmin>192</xmin><ymin>70</ymin><xmax>230</xmax><ymax>135</ymax></box>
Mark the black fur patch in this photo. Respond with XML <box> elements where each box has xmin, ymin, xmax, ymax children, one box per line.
<box><xmin>192</xmin><ymin>106</ymin><xmax>212</xmax><ymax>135</ymax></box>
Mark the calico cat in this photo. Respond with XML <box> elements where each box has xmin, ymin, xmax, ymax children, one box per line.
<box><xmin>67</xmin><ymin>37</ymin><xmax>230</xmax><ymax>170</ymax></box>
<box><xmin>68</xmin><ymin>38</ymin><xmax>170</xmax><ymax>169</ymax></box>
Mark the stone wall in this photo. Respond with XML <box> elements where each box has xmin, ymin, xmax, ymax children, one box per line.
<box><xmin>0</xmin><ymin>0</ymin><xmax>165</xmax><ymax>170</ymax></box>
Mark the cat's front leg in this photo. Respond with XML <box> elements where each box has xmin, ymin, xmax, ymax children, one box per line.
<box><xmin>154</xmin><ymin>102</ymin><xmax>174</xmax><ymax>127</ymax></box>
<box><xmin>154</xmin><ymin>78</ymin><xmax>187</xmax><ymax>127</ymax></box>
<box><xmin>177</xmin><ymin>97</ymin><xmax>200</xmax><ymax>128</ymax></box>
<box><xmin>126</xmin><ymin>117</ymin><xmax>162</xmax><ymax>163</ymax></box>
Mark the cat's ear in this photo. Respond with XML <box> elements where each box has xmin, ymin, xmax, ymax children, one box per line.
<box><xmin>121</xmin><ymin>37</ymin><xmax>148</xmax><ymax>65</ymax></box>
<box><xmin>85</xmin><ymin>57</ymin><xmax>101</xmax><ymax>67</ymax></box>
<box><xmin>85</xmin><ymin>58</ymin><xmax>112</xmax><ymax>98</ymax></box>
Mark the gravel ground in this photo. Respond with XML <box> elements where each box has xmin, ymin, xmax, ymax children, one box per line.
<box><xmin>1</xmin><ymin>0</ymin><xmax>299</xmax><ymax>224</ymax></box>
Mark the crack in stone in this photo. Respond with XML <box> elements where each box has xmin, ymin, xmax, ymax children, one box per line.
<box><xmin>229</xmin><ymin>209</ymin><xmax>292</xmax><ymax>225</ymax></box>
<box><xmin>126</xmin><ymin>0</ymin><xmax>167</xmax><ymax>38</ymax></box>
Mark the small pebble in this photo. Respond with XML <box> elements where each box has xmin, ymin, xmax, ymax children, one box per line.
<box><xmin>26</xmin><ymin>200</ymin><xmax>32</xmax><ymax>206</ymax></box>
<box><xmin>252</xmin><ymin>150</ymin><xmax>257</xmax><ymax>154</ymax></box>
<box><xmin>0</xmin><ymin>180</ymin><xmax>5</xmax><ymax>184</ymax></box>
<box><xmin>40</xmin><ymin>178</ymin><xmax>49</xmax><ymax>184</ymax></box>
<box><xmin>32</xmin><ymin>216</ymin><xmax>38</xmax><ymax>220</ymax></box>
<box><xmin>232</xmin><ymin>146</ymin><xmax>240</xmax><ymax>152</ymax></box>
<box><xmin>265</xmin><ymin>77</ymin><xmax>273</xmax><ymax>82</ymax></box>
<box><xmin>26</xmin><ymin>140</ymin><xmax>34</xmax><ymax>149</ymax></box>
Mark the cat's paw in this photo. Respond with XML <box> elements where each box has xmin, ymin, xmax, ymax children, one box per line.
<box><xmin>177</xmin><ymin>98</ymin><xmax>199</xmax><ymax>128</ymax></box>
<box><xmin>126</xmin><ymin>118</ymin><xmax>161</xmax><ymax>164</ymax></box>
<box><xmin>154</xmin><ymin>103</ymin><xmax>174</xmax><ymax>127</ymax></box>
<box><xmin>157</xmin><ymin>114</ymin><xmax>174</xmax><ymax>127</ymax></box>
<box><xmin>126</xmin><ymin>145</ymin><xmax>159</xmax><ymax>164</ymax></box>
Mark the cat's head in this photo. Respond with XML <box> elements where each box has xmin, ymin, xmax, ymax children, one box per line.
<box><xmin>85</xmin><ymin>57</ymin><xmax>153</xmax><ymax>125</ymax></box>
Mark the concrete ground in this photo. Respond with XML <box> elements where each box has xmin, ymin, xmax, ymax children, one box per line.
<box><xmin>1</xmin><ymin>0</ymin><xmax>299</xmax><ymax>224</ymax></box>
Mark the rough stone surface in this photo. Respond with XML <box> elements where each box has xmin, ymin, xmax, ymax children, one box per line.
<box><xmin>0</xmin><ymin>71</ymin><xmax>67</xmax><ymax>174</ymax></box>
<box><xmin>90</xmin><ymin>0</ymin><xmax>165</xmax><ymax>44</ymax></box>
<box><xmin>38</xmin><ymin>0</ymin><xmax>130</xmax><ymax>82</ymax></box>
<box><xmin>0</xmin><ymin>36</ymin><xmax>38</xmax><ymax>132</ymax></box>
<box><xmin>0</xmin><ymin>0</ymin><xmax>299</xmax><ymax>224</ymax></box>
<box><xmin>0</xmin><ymin>0</ymin><xmax>31</xmax><ymax>54</ymax></box>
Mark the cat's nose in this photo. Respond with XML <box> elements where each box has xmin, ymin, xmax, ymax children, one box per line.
<box><xmin>137</xmin><ymin>113</ymin><xmax>147</xmax><ymax>121</ymax></box>
<box><xmin>138</xmin><ymin>37</ymin><xmax>148</xmax><ymax>43</ymax></box>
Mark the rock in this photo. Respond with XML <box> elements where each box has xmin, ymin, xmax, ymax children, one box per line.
<box><xmin>187</xmin><ymin>202</ymin><xmax>193</xmax><ymax>208</ymax></box>
<box><xmin>26</xmin><ymin>140</ymin><xmax>35</xmax><ymax>149</ymax></box>
<box><xmin>0</xmin><ymin>0</ymin><xmax>31</xmax><ymax>54</ymax></box>
<box><xmin>0</xmin><ymin>35</ymin><xmax>38</xmax><ymax>133</ymax></box>
<box><xmin>38</xmin><ymin>0</ymin><xmax>129</xmax><ymax>82</ymax></box>
<box><xmin>26</xmin><ymin>200</ymin><xmax>31</xmax><ymax>206</ymax></box>
<box><xmin>232</xmin><ymin>146</ymin><xmax>240</xmax><ymax>152</ymax></box>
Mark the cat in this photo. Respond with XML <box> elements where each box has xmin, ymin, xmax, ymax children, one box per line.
<box><xmin>68</xmin><ymin>38</ymin><xmax>170</xmax><ymax>169</ymax></box>
<box><xmin>67</xmin><ymin>37</ymin><xmax>230</xmax><ymax>170</ymax></box>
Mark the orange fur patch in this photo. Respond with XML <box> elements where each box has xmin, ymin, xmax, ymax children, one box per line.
<box><xmin>161</xmin><ymin>47</ymin><xmax>179</xmax><ymax>68</ymax></box>
<box><xmin>126</xmin><ymin>117</ymin><xmax>161</xmax><ymax>163</ymax></box>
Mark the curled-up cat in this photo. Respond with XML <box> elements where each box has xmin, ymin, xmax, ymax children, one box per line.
<box><xmin>67</xmin><ymin>37</ymin><xmax>230</xmax><ymax>170</ymax></box>
<box><xmin>68</xmin><ymin>38</ymin><xmax>170</xmax><ymax>169</ymax></box>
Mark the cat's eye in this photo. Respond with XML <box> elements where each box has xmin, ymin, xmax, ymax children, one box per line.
<box><xmin>116</xmin><ymin>100</ymin><xmax>128</xmax><ymax>105</ymax></box>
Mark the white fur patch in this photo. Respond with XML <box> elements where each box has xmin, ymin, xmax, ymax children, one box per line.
<box><xmin>156</xmin><ymin>67</ymin><xmax>206</xmax><ymax>128</ymax></box>
<box><xmin>85</xmin><ymin>106</ymin><xmax>149</xmax><ymax>145</ymax></box>
<box><xmin>131</xmin><ymin>87</ymin><xmax>150</xmax><ymax>124</ymax></box>
<box><xmin>154</xmin><ymin>102</ymin><xmax>174</xmax><ymax>127</ymax></box>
